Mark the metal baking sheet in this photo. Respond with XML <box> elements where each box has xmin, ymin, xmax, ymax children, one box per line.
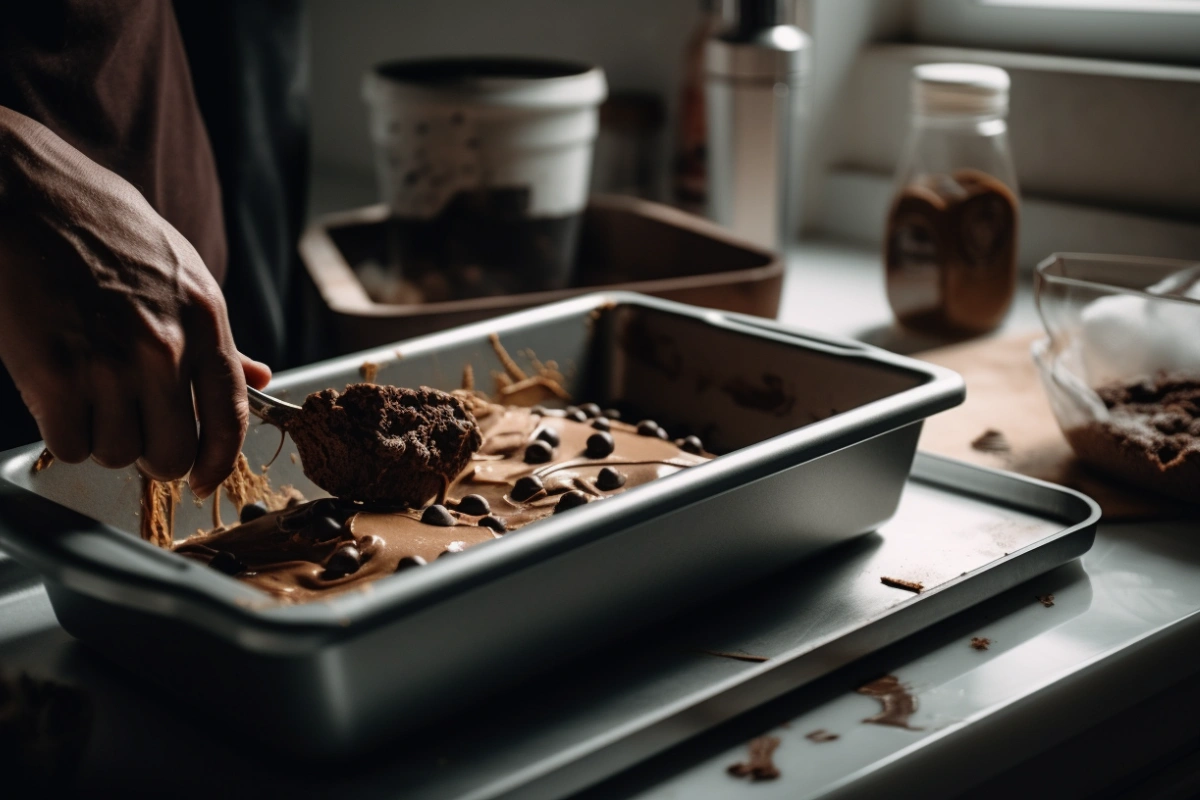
<box><xmin>0</xmin><ymin>454</ymin><xmax>1098</xmax><ymax>798</ymax></box>
<box><xmin>0</xmin><ymin>293</ymin><xmax>963</xmax><ymax>757</ymax></box>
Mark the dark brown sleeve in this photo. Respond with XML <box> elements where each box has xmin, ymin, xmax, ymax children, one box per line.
<box><xmin>0</xmin><ymin>0</ymin><xmax>226</xmax><ymax>282</ymax></box>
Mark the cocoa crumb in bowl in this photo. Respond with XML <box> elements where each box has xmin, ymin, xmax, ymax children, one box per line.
<box><xmin>284</xmin><ymin>384</ymin><xmax>482</xmax><ymax>506</ymax></box>
<box><xmin>1065</xmin><ymin>374</ymin><xmax>1200</xmax><ymax>503</ymax></box>
<box><xmin>971</xmin><ymin>428</ymin><xmax>1011</xmax><ymax>455</ymax></box>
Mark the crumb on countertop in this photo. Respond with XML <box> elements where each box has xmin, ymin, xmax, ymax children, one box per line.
<box><xmin>881</xmin><ymin>576</ymin><xmax>924</xmax><ymax>594</ymax></box>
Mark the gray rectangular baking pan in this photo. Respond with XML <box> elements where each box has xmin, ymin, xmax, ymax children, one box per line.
<box><xmin>0</xmin><ymin>292</ymin><xmax>964</xmax><ymax>759</ymax></box>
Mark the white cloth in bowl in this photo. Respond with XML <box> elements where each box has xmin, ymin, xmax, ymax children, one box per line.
<box><xmin>1079</xmin><ymin>265</ymin><xmax>1200</xmax><ymax>385</ymax></box>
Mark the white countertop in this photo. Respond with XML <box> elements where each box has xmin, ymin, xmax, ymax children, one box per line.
<box><xmin>608</xmin><ymin>240</ymin><xmax>1200</xmax><ymax>799</ymax></box>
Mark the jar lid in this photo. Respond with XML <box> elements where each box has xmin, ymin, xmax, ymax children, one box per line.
<box><xmin>912</xmin><ymin>63</ymin><xmax>1010</xmax><ymax>117</ymax></box>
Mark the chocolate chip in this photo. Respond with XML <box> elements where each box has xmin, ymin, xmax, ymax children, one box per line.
<box><xmin>239</xmin><ymin>501</ymin><xmax>268</xmax><ymax>524</ymax></box>
<box><xmin>395</xmin><ymin>555</ymin><xmax>427</xmax><ymax>572</ymax></box>
<box><xmin>478</xmin><ymin>515</ymin><xmax>507</xmax><ymax>533</ymax></box>
<box><xmin>554</xmin><ymin>490</ymin><xmax>590</xmax><ymax>513</ymax></box>
<box><xmin>357</xmin><ymin>534</ymin><xmax>385</xmax><ymax>559</ymax></box>
<box><xmin>580</xmin><ymin>403</ymin><xmax>602</xmax><ymax>418</ymax></box>
<box><xmin>530</xmin><ymin>405</ymin><xmax>548</xmax><ymax>416</ymax></box>
<box><xmin>565</xmin><ymin>405</ymin><xmax>582</xmax><ymax>417</ymax></box>
<box><xmin>535</xmin><ymin>427</ymin><xmax>561</xmax><ymax>447</ymax></box>
<box><xmin>512</xmin><ymin>475</ymin><xmax>545</xmax><ymax>502</ymax></box>
<box><xmin>591</xmin><ymin>417</ymin><xmax>611</xmax><ymax>431</ymax></box>
<box><xmin>524</xmin><ymin>440</ymin><xmax>554</xmax><ymax>463</ymax></box>
<box><xmin>655</xmin><ymin>427</ymin><xmax>670</xmax><ymax>440</ymax></box>
<box><xmin>326</xmin><ymin>545</ymin><xmax>362</xmax><ymax>577</ymax></box>
<box><xmin>421</xmin><ymin>504</ymin><xmax>456</xmax><ymax>527</ymax></box>
<box><xmin>311</xmin><ymin>497</ymin><xmax>342</xmax><ymax>518</ymax></box>
<box><xmin>603</xmin><ymin>408</ymin><xmax>622</xmax><ymax>420</ymax></box>
<box><xmin>437</xmin><ymin>549</ymin><xmax>460</xmax><ymax>559</ymax></box>
<box><xmin>277</xmin><ymin>509</ymin><xmax>310</xmax><ymax>532</ymax></box>
<box><xmin>566</xmin><ymin>409</ymin><xmax>588</xmax><ymax>423</ymax></box>
<box><xmin>209</xmin><ymin>551</ymin><xmax>246</xmax><ymax>575</ymax></box>
<box><xmin>586</xmin><ymin>432</ymin><xmax>615</xmax><ymax>458</ymax></box>
<box><xmin>313</xmin><ymin>515</ymin><xmax>344</xmax><ymax>539</ymax></box>
<box><xmin>637</xmin><ymin>420</ymin><xmax>660</xmax><ymax>436</ymax></box>
<box><xmin>457</xmin><ymin>494</ymin><xmax>490</xmax><ymax>516</ymax></box>
<box><xmin>681</xmin><ymin>435</ymin><xmax>704</xmax><ymax>454</ymax></box>
<box><xmin>596</xmin><ymin>466</ymin><xmax>627</xmax><ymax>491</ymax></box>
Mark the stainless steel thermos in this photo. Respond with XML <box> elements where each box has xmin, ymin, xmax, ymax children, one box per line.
<box><xmin>705</xmin><ymin>0</ymin><xmax>810</xmax><ymax>251</ymax></box>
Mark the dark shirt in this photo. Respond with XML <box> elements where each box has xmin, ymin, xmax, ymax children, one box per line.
<box><xmin>0</xmin><ymin>0</ymin><xmax>307</xmax><ymax>451</ymax></box>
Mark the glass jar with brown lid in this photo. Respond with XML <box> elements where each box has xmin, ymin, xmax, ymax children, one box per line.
<box><xmin>885</xmin><ymin>63</ymin><xmax>1019</xmax><ymax>337</ymax></box>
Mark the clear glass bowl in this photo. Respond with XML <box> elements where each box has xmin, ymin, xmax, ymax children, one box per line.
<box><xmin>1033</xmin><ymin>253</ymin><xmax>1200</xmax><ymax>502</ymax></box>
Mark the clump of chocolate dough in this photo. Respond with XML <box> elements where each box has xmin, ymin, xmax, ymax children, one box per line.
<box><xmin>285</xmin><ymin>384</ymin><xmax>482</xmax><ymax>505</ymax></box>
<box><xmin>1066</xmin><ymin>373</ymin><xmax>1200</xmax><ymax>503</ymax></box>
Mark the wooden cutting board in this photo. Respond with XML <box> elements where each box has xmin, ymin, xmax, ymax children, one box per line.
<box><xmin>915</xmin><ymin>331</ymin><xmax>1188</xmax><ymax>520</ymax></box>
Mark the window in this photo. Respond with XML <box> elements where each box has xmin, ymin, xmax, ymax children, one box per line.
<box><xmin>914</xmin><ymin>0</ymin><xmax>1200</xmax><ymax>63</ymax></box>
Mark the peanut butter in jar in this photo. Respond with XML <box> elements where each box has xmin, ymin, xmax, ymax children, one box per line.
<box><xmin>886</xmin><ymin>168</ymin><xmax>1018</xmax><ymax>336</ymax></box>
<box><xmin>885</xmin><ymin>64</ymin><xmax>1019</xmax><ymax>337</ymax></box>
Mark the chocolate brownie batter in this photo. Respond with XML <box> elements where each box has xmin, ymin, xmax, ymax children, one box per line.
<box><xmin>1066</xmin><ymin>374</ymin><xmax>1200</xmax><ymax>503</ymax></box>
<box><xmin>283</xmin><ymin>384</ymin><xmax>482</xmax><ymax>506</ymax></box>
<box><xmin>175</xmin><ymin>401</ymin><xmax>711</xmax><ymax>602</ymax></box>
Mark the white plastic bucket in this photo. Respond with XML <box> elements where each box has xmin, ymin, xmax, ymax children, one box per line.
<box><xmin>363</xmin><ymin>57</ymin><xmax>608</xmax><ymax>297</ymax></box>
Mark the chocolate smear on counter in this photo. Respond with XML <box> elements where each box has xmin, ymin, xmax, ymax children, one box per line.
<box><xmin>857</xmin><ymin>675</ymin><xmax>921</xmax><ymax>730</ymax></box>
<box><xmin>881</xmin><ymin>576</ymin><xmax>924</xmax><ymax>593</ymax></box>
<box><xmin>1038</xmin><ymin>594</ymin><xmax>1056</xmax><ymax>608</ymax></box>
<box><xmin>31</xmin><ymin>448</ymin><xmax>54</xmax><ymax>474</ymax></box>
<box><xmin>727</xmin><ymin>735</ymin><xmax>782</xmax><ymax>781</ymax></box>
<box><xmin>697</xmin><ymin>649</ymin><xmax>770</xmax><ymax>663</ymax></box>
<box><xmin>805</xmin><ymin>729</ymin><xmax>839</xmax><ymax>743</ymax></box>
<box><xmin>971</xmin><ymin>428</ymin><xmax>1011</xmax><ymax>455</ymax></box>
<box><xmin>140</xmin><ymin>475</ymin><xmax>181</xmax><ymax>549</ymax></box>
<box><xmin>970</xmin><ymin>637</ymin><xmax>991</xmax><ymax>651</ymax></box>
<box><xmin>359</xmin><ymin>361</ymin><xmax>379</xmax><ymax>383</ymax></box>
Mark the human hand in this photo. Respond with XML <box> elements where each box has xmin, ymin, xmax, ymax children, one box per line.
<box><xmin>0</xmin><ymin>110</ymin><xmax>270</xmax><ymax>497</ymax></box>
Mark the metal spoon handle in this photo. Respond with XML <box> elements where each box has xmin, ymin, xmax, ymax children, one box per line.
<box><xmin>246</xmin><ymin>386</ymin><xmax>301</xmax><ymax>427</ymax></box>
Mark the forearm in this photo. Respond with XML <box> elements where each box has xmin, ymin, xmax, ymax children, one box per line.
<box><xmin>0</xmin><ymin>105</ymin><xmax>138</xmax><ymax>219</ymax></box>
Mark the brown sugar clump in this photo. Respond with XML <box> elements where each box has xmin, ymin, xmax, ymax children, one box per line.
<box><xmin>286</xmin><ymin>384</ymin><xmax>482</xmax><ymax>505</ymax></box>
<box><xmin>727</xmin><ymin>735</ymin><xmax>782</xmax><ymax>781</ymax></box>
<box><xmin>31</xmin><ymin>448</ymin><xmax>54</xmax><ymax>474</ymax></box>
<box><xmin>140</xmin><ymin>476</ymin><xmax>182</xmax><ymax>549</ymax></box>
<box><xmin>970</xmin><ymin>637</ymin><xmax>991</xmax><ymax>651</ymax></box>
